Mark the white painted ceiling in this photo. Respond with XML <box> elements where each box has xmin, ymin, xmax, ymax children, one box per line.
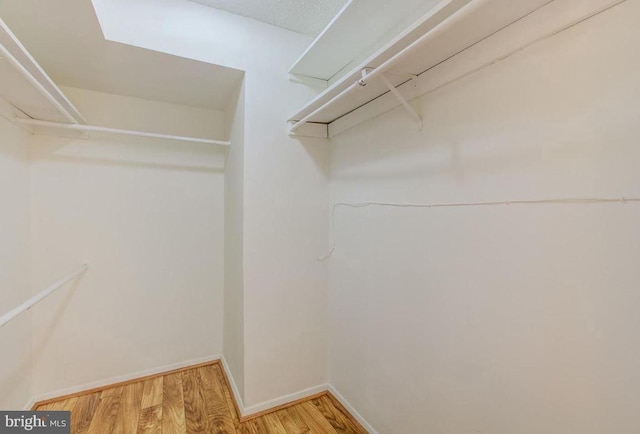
<box><xmin>189</xmin><ymin>0</ymin><xmax>348</xmax><ymax>36</ymax></box>
<box><xmin>0</xmin><ymin>0</ymin><xmax>243</xmax><ymax>110</ymax></box>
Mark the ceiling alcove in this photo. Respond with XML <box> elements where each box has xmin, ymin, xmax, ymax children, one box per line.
<box><xmin>0</xmin><ymin>0</ymin><xmax>244</xmax><ymax>154</ymax></box>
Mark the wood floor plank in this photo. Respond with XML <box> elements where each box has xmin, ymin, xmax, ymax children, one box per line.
<box><xmin>199</xmin><ymin>365</ymin><xmax>236</xmax><ymax>433</ymax></box>
<box><xmin>112</xmin><ymin>382</ymin><xmax>144</xmax><ymax>434</ymax></box>
<box><xmin>141</xmin><ymin>377</ymin><xmax>164</xmax><ymax>409</ymax></box>
<box><xmin>101</xmin><ymin>387</ymin><xmax>124</xmax><ymax>399</ymax></box>
<box><xmin>237</xmin><ymin>422</ymin><xmax>252</xmax><ymax>434</ymax></box>
<box><xmin>86</xmin><ymin>388</ymin><xmax>124</xmax><ymax>434</ymax></box>
<box><xmin>311</xmin><ymin>396</ymin><xmax>360</xmax><ymax>434</ymax></box>
<box><xmin>182</xmin><ymin>368</ymin><xmax>211</xmax><ymax>432</ymax></box>
<box><xmin>276</xmin><ymin>408</ymin><xmax>310</xmax><ymax>434</ymax></box>
<box><xmin>137</xmin><ymin>404</ymin><xmax>162</xmax><ymax>434</ymax></box>
<box><xmin>241</xmin><ymin>417</ymin><xmax>270</xmax><ymax>434</ymax></box>
<box><xmin>39</xmin><ymin>397</ymin><xmax>78</xmax><ymax>412</ymax></box>
<box><xmin>34</xmin><ymin>362</ymin><xmax>368</xmax><ymax>434</ymax></box>
<box><xmin>297</xmin><ymin>401</ymin><xmax>339</xmax><ymax>434</ymax></box>
<box><xmin>162</xmin><ymin>372</ymin><xmax>187</xmax><ymax>434</ymax></box>
<box><xmin>263</xmin><ymin>413</ymin><xmax>288</xmax><ymax>434</ymax></box>
<box><xmin>70</xmin><ymin>392</ymin><xmax>101</xmax><ymax>434</ymax></box>
<box><xmin>324</xmin><ymin>394</ymin><xmax>368</xmax><ymax>434</ymax></box>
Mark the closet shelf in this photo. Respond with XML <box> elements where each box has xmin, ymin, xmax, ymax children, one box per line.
<box><xmin>289</xmin><ymin>0</ymin><xmax>442</xmax><ymax>81</ymax></box>
<box><xmin>287</xmin><ymin>0</ymin><xmax>552</xmax><ymax>138</ymax></box>
<box><xmin>2</xmin><ymin>17</ymin><xmax>228</xmax><ymax>150</ymax></box>
<box><xmin>13</xmin><ymin>117</ymin><xmax>231</xmax><ymax>148</ymax></box>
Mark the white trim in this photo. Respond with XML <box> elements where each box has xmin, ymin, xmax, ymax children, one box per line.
<box><xmin>220</xmin><ymin>355</ymin><xmax>245</xmax><ymax>412</ymax></box>
<box><xmin>33</xmin><ymin>354</ymin><xmax>221</xmax><ymax>403</ymax></box>
<box><xmin>243</xmin><ymin>383</ymin><xmax>329</xmax><ymax>416</ymax></box>
<box><xmin>27</xmin><ymin>351</ymin><xmax>374</xmax><ymax>434</ymax></box>
<box><xmin>23</xmin><ymin>396</ymin><xmax>37</xmax><ymax>411</ymax></box>
<box><xmin>220</xmin><ymin>353</ymin><xmax>330</xmax><ymax>418</ymax></box>
<box><xmin>328</xmin><ymin>384</ymin><xmax>378</xmax><ymax>434</ymax></box>
<box><xmin>220</xmin><ymin>355</ymin><xmax>330</xmax><ymax>418</ymax></box>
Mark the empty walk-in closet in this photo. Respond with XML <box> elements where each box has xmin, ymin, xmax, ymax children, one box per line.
<box><xmin>1</xmin><ymin>0</ymin><xmax>639</xmax><ymax>432</ymax></box>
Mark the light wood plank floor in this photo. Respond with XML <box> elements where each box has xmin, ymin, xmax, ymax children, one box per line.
<box><xmin>35</xmin><ymin>362</ymin><xmax>367</xmax><ymax>434</ymax></box>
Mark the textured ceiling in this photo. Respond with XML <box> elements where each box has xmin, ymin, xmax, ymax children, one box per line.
<box><xmin>189</xmin><ymin>0</ymin><xmax>349</xmax><ymax>35</ymax></box>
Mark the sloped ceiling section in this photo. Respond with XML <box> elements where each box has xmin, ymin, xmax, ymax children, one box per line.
<box><xmin>0</xmin><ymin>0</ymin><xmax>244</xmax><ymax>110</ymax></box>
<box><xmin>189</xmin><ymin>0</ymin><xmax>348</xmax><ymax>35</ymax></box>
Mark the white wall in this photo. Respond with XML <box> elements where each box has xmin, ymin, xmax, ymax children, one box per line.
<box><xmin>59</xmin><ymin>86</ymin><xmax>224</xmax><ymax>139</ymax></box>
<box><xmin>0</xmin><ymin>107</ymin><xmax>32</xmax><ymax>409</ymax></box>
<box><xmin>328</xmin><ymin>1</ymin><xmax>640</xmax><ymax>433</ymax></box>
<box><xmin>224</xmin><ymin>80</ymin><xmax>246</xmax><ymax>401</ymax></box>
<box><xmin>29</xmin><ymin>88</ymin><xmax>227</xmax><ymax>397</ymax></box>
<box><xmin>92</xmin><ymin>0</ymin><xmax>331</xmax><ymax>409</ymax></box>
<box><xmin>238</xmin><ymin>27</ymin><xmax>330</xmax><ymax>412</ymax></box>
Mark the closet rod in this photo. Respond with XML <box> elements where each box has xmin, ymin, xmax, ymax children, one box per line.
<box><xmin>0</xmin><ymin>18</ymin><xmax>84</xmax><ymax>124</ymax></box>
<box><xmin>288</xmin><ymin>0</ymin><xmax>483</xmax><ymax>133</ymax></box>
<box><xmin>0</xmin><ymin>264</ymin><xmax>88</xmax><ymax>328</ymax></box>
<box><xmin>12</xmin><ymin>117</ymin><xmax>231</xmax><ymax>147</ymax></box>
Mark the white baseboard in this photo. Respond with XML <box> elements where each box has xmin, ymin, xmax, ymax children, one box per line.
<box><xmin>219</xmin><ymin>355</ymin><xmax>245</xmax><ymax>411</ymax></box>
<box><xmin>33</xmin><ymin>354</ymin><xmax>221</xmax><ymax>403</ymax></box>
<box><xmin>328</xmin><ymin>384</ymin><xmax>378</xmax><ymax>434</ymax></box>
<box><xmin>243</xmin><ymin>383</ymin><xmax>328</xmax><ymax>416</ymax></box>
<box><xmin>27</xmin><ymin>352</ymin><xmax>375</xmax><ymax>434</ymax></box>
<box><xmin>23</xmin><ymin>396</ymin><xmax>36</xmax><ymax>411</ymax></box>
<box><xmin>220</xmin><ymin>355</ymin><xmax>328</xmax><ymax>418</ymax></box>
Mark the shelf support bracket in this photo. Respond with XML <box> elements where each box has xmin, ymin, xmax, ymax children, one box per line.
<box><xmin>379</xmin><ymin>72</ymin><xmax>423</xmax><ymax>129</ymax></box>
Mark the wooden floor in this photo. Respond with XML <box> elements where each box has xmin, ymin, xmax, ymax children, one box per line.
<box><xmin>35</xmin><ymin>361</ymin><xmax>367</xmax><ymax>434</ymax></box>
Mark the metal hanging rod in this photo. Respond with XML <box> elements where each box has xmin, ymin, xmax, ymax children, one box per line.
<box><xmin>0</xmin><ymin>264</ymin><xmax>89</xmax><ymax>328</ymax></box>
<box><xmin>0</xmin><ymin>18</ymin><xmax>85</xmax><ymax>124</ymax></box>
<box><xmin>12</xmin><ymin>117</ymin><xmax>231</xmax><ymax>147</ymax></box>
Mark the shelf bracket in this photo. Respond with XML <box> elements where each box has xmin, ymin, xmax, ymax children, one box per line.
<box><xmin>378</xmin><ymin>72</ymin><xmax>423</xmax><ymax>129</ymax></box>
